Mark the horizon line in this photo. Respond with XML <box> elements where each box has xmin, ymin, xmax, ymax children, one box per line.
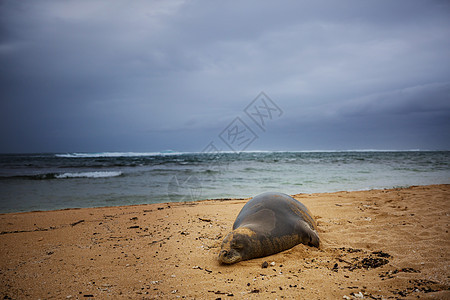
<box><xmin>1</xmin><ymin>149</ymin><xmax>449</xmax><ymax>156</ymax></box>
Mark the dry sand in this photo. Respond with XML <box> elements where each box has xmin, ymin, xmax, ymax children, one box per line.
<box><xmin>1</xmin><ymin>184</ymin><xmax>449</xmax><ymax>299</ymax></box>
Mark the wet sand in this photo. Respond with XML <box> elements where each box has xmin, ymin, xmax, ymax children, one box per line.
<box><xmin>1</xmin><ymin>184</ymin><xmax>449</xmax><ymax>299</ymax></box>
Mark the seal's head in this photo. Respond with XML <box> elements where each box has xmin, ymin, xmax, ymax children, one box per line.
<box><xmin>218</xmin><ymin>227</ymin><xmax>257</xmax><ymax>264</ymax></box>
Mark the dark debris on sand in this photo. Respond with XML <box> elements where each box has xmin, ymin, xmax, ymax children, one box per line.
<box><xmin>379</xmin><ymin>267</ymin><xmax>420</xmax><ymax>280</ymax></box>
<box><xmin>333</xmin><ymin>248</ymin><xmax>391</xmax><ymax>271</ymax></box>
<box><xmin>358</xmin><ymin>257</ymin><xmax>389</xmax><ymax>269</ymax></box>
<box><xmin>391</xmin><ymin>279</ymin><xmax>449</xmax><ymax>297</ymax></box>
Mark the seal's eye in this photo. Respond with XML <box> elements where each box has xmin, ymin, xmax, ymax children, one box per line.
<box><xmin>231</xmin><ymin>242</ymin><xmax>244</xmax><ymax>249</ymax></box>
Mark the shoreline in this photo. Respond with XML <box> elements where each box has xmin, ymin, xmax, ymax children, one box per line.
<box><xmin>1</xmin><ymin>184</ymin><xmax>449</xmax><ymax>299</ymax></box>
<box><xmin>1</xmin><ymin>183</ymin><xmax>447</xmax><ymax>216</ymax></box>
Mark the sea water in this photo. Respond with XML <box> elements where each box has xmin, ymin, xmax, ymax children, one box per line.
<box><xmin>0</xmin><ymin>151</ymin><xmax>449</xmax><ymax>213</ymax></box>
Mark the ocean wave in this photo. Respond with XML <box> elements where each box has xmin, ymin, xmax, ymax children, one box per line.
<box><xmin>55</xmin><ymin>171</ymin><xmax>123</xmax><ymax>179</ymax></box>
<box><xmin>55</xmin><ymin>151</ymin><xmax>189</xmax><ymax>158</ymax></box>
<box><xmin>0</xmin><ymin>171</ymin><xmax>123</xmax><ymax>180</ymax></box>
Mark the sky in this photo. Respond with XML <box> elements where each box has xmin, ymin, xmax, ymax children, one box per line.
<box><xmin>1</xmin><ymin>0</ymin><xmax>450</xmax><ymax>153</ymax></box>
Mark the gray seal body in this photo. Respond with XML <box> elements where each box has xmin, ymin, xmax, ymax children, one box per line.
<box><xmin>218</xmin><ymin>192</ymin><xmax>320</xmax><ymax>264</ymax></box>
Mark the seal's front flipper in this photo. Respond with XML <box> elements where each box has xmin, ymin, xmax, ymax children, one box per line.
<box><xmin>295</xmin><ymin>219</ymin><xmax>320</xmax><ymax>248</ymax></box>
<box><xmin>308</xmin><ymin>230</ymin><xmax>320</xmax><ymax>248</ymax></box>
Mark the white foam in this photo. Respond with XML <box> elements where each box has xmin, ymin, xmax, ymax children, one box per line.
<box><xmin>55</xmin><ymin>151</ymin><xmax>185</xmax><ymax>158</ymax></box>
<box><xmin>55</xmin><ymin>171</ymin><xmax>123</xmax><ymax>179</ymax></box>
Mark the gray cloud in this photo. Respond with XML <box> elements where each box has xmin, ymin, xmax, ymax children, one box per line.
<box><xmin>1</xmin><ymin>0</ymin><xmax>449</xmax><ymax>152</ymax></box>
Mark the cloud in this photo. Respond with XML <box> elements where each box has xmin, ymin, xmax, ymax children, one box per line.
<box><xmin>338</xmin><ymin>82</ymin><xmax>450</xmax><ymax>117</ymax></box>
<box><xmin>1</xmin><ymin>0</ymin><xmax>449</xmax><ymax>152</ymax></box>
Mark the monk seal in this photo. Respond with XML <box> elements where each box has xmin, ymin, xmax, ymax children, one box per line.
<box><xmin>218</xmin><ymin>192</ymin><xmax>320</xmax><ymax>264</ymax></box>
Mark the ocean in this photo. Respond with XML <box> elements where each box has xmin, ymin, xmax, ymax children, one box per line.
<box><xmin>0</xmin><ymin>151</ymin><xmax>449</xmax><ymax>213</ymax></box>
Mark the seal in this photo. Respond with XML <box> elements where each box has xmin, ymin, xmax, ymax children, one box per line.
<box><xmin>218</xmin><ymin>192</ymin><xmax>320</xmax><ymax>264</ymax></box>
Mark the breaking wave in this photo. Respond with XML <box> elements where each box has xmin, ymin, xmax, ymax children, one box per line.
<box><xmin>55</xmin><ymin>171</ymin><xmax>123</xmax><ymax>178</ymax></box>
<box><xmin>55</xmin><ymin>151</ymin><xmax>184</xmax><ymax>158</ymax></box>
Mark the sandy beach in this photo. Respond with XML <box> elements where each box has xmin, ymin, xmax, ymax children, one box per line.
<box><xmin>1</xmin><ymin>184</ymin><xmax>449</xmax><ymax>299</ymax></box>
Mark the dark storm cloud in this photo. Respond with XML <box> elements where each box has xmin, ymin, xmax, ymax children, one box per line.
<box><xmin>1</xmin><ymin>0</ymin><xmax>449</xmax><ymax>152</ymax></box>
